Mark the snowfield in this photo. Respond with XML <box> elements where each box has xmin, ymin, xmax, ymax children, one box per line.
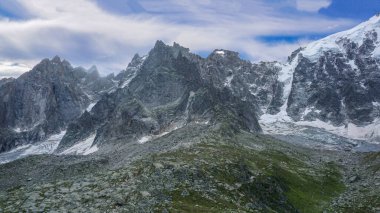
<box><xmin>0</xmin><ymin>131</ymin><xmax>101</xmax><ymax>165</ymax></box>
<box><xmin>59</xmin><ymin>134</ymin><xmax>98</xmax><ymax>155</ymax></box>
<box><xmin>301</xmin><ymin>15</ymin><xmax>380</xmax><ymax>62</ymax></box>
<box><xmin>0</xmin><ymin>131</ymin><xmax>66</xmax><ymax>164</ymax></box>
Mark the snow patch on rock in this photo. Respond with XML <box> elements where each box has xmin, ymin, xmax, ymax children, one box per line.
<box><xmin>215</xmin><ymin>50</ymin><xmax>225</xmax><ymax>56</ymax></box>
<box><xmin>348</xmin><ymin>60</ymin><xmax>359</xmax><ymax>72</ymax></box>
<box><xmin>373</xmin><ymin>46</ymin><xmax>380</xmax><ymax>58</ymax></box>
<box><xmin>22</xmin><ymin>131</ymin><xmax>67</xmax><ymax>156</ymax></box>
<box><xmin>296</xmin><ymin>119</ymin><xmax>380</xmax><ymax>144</ymax></box>
<box><xmin>86</xmin><ymin>102</ymin><xmax>97</xmax><ymax>112</ymax></box>
<box><xmin>120</xmin><ymin>55</ymin><xmax>147</xmax><ymax>88</ymax></box>
<box><xmin>12</xmin><ymin>127</ymin><xmax>22</xmax><ymax>133</ymax></box>
<box><xmin>137</xmin><ymin>123</ymin><xmax>183</xmax><ymax>144</ymax></box>
<box><xmin>224</xmin><ymin>75</ymin><xmax>234</xmax><ymax>87</ymax></box>
<box><xmin>259</xmin><ymin>59</ymin><xmax>298</xmax><ymax>128</ymax></box>
<box><xmin>260</xmin><ymin>111</ymin><xmax>380</xmax><ymax>146</ymax></box>
<box><xmin>138</xmin><ymin>136</ymin><xmax>151</xmax><ymax>144</ymax></box>
<box><xmin>278</xmin><ymin>56</ymin><xmax>299</xmax><ymax>107</ymax></box>
<box><xmin>0</xmin><ymin>131</ymin><xmax>66</xmax><ymax>164</ymax></box>
<box><xmin>60</xmin><ymin>133</ymin><xmax>98</xmax><ymax>155</ymax></box>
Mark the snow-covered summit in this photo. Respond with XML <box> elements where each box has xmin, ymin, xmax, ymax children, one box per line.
<box><xmin>301</xmin><ymin>14</ymin><xmax>380</xmax><ymax>61</ymax></box>
<box><xmin>259</xmin><ymin>14</ymin><xmax>380</xmax><ymax>146</ymax></box>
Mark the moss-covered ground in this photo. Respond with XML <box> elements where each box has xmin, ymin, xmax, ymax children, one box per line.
<box><xmin>151</xmin><ymin>130</ymin><xmax>345</xmax><ymax>212</ymax></box>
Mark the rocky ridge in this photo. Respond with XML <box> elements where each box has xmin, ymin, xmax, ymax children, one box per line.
<box><xmin>0</xmin><ymin>56</ymin><xmax>115</xmax><ymax>153</ymax></box>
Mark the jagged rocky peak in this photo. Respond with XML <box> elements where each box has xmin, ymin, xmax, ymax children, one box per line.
<box><xmin>206</xmin><ymin>49</ymin><xmax>244</xmax><ymax>71</ymax></box>
<box><xmin>0</xmin><ymin>56</ymin><xmax>118</xmax><ymax>153</ymax></box>
<box><xmin>122</xmin><ymin>53</ymin><xmax>146</xmax><ymax>72</ymax></box>
<box><xmin>87</xmin><ymin>65</ymin><xmax>99</xmax><ymax>74</ymax></box>
<box><xmin>58</xmin><ymin>41</ymin><xmax>262</xmax><ymax>152</ymax></box>
<box><xmin>129</xmin><ymin>54</ymin><xmax>144</xmax><ymax>66</ymax></box>
<box><xmin>287</xmin><ymin>47</ymin><xmax>305</xmax><ymax>63</ymax></box>
<box><xmin>118</xmin><ymin>41</ymin><xmax>198</xmax><ymax>86</ymax></box>
<box><xmin>31</xmin><ymin>56</ymin><xmax>73</xmax><ymax>74</ymax></box>
<box><xmin>115</xmin><ymin>53</ymin><xmax>147</xmax><ymax>87</ymax></box>
<box><xmin>146</xmin><ymin>40</ymin><xmax>203</xmax><ymax>64</ymax></box>
<box><xmin>84</xmin><ymin>65</ymin><xmax>100</xmax><ymax>82</ymax></box>
<box><xmin>149</xmin><ymin>40</ymin><xmax>191</xmax><ymax>59</ymax></box>
<box><xmin>126</xmin><ymin>41</ymin><xmax>203</xmax><ymax>107</ymax></box>
<box><xmin>202</xmin><ymin>49</ymin><xmax>245</xmax><ymax>81</ymax></box>
<box><xmin>149</xmin><ymin>40</ymin><xmax>170</xmax><ymax>56</ymax></box>
<box><xmin>199</xmin><ymin>47</ymin><xmax>284</xmax><ymax>115</ymax></box>
<box><xmin>172</xmin><ymin>42</ymin><xmax>193</xmax><ymax>57</ymax></box>
<box><xmin>173</xmin><ymin>41</ymin><xmax>188</xmax><ymax>50</ymax></box>
<box><xmin>52</xmin><ymin>55</ymin><xmax>61</xmax><ymax>63</ymax></box>
<box><xmin>209</xmin><ymin>49</ymin><xmax>240</xmax><ymax>59</ymax></box>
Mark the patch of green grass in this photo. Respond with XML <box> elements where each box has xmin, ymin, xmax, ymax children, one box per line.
<box><xmin>275</xmin><ymin>162</ymin><xmax>344</xmax><ymax>213</ymax></box>
<box><xmin>168</xmin><ymin>189</ymin><xmax>237</xmax><ymax>213</ymax></box>
<box><xmin>151</xmin><ymin>131</ymin><xmax>345</xmax><ymax>212</ymax></box>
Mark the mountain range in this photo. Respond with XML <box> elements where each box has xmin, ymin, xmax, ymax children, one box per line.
<box><xmin>0</xmin><ymin>15</ymin><xmax>379</xmax><ymax>212</ymax></box>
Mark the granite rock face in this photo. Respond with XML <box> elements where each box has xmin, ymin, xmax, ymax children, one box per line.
<box><xmin>200</xmin><ymin>50</ymin><xmax>282</xmax><ymax>114</ymax></box>
<box><xmin>0</xmin><ymin>78</ymin><xmax>14</xmax><ymax>88</ymax></box>
<box><xmin>286</xmin><ymin>16</ymin><xmax>380</xmax><ymax>126</ymax></box>
<box><xmin>58</xmin><ymin>41</ymin><xmax>262</xmax><ymax>151</ymax></box>
<box><xmin>0</xmin><ymin>57</ymin><xmax>115</xmax><ymax>152</ymax></box>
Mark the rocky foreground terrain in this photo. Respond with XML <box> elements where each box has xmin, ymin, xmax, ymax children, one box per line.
<box><xmin>0</xmin><ymin>124</ymin><xmax>379</xmax><ymax>212</ymax></box>
<box><xmin>0</xmin><ymin>15</ymin><xmax>379</xmax><ymax>213</ymax></box>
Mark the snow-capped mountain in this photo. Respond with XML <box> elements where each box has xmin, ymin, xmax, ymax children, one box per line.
<box><xmin>301</xmin><ymin>14</ymin><xmax>380</xmax><ymax>61</ymax></box>
<box><xmin>1</xmin><ymin>15</ymin><xmax>380</xmax><ymax>163</ymax></box>
<box><xmin>260</xmin><ymin>14</ymin><xmax>380</xmax><ymax>144</ymax></box>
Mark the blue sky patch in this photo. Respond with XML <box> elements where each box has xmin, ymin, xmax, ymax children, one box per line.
<box><xmin>320</xmin><ymin>0</ymin><xmax>380</xmax><ymax>20</ymax></box>
<box><xmin>256</xmin><ymin>34</ymin><xmax>329</xmax><ymax>44</ymax></box>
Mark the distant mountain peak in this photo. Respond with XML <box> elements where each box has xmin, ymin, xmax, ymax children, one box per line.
<box><xmin>88</xmin><ymin>65</ymin><xmax>98</xmax><ymax>73</ymax></box>
<box><xmin>131</xmin><ymin>53</ymin><xmax>141</xmax><ymax>61</ymax></box>
<box><xmin>208</xmin><ymin>49</ymin><xmax>241</xmax><ymax>62</ymax></box>
<box><xmin>52</xmin><ymin>55</ymin><xmax>61</xmax><ymax>63</ymax></box>
<box><xmin>299</xmin><ymin>14</ymin><xmax>380</xmax><ymax>61</ymax></box>
<box><xmin>153</xmin><ymin>40</ymin><xmax>167</xmax><ymax>49</ymax></box>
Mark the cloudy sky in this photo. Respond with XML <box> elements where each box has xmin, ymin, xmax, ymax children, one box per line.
<box><xmin>0</xmin><ymin>0</ymin><xmax>379</xmax><ymax>77</ymax></box>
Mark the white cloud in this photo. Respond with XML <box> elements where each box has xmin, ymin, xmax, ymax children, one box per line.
<box><xmin>296</xmin><ymin>0</ymin><xmax>332</xmax><ymax>12</ymax></box>
<box><xmin>0</xmin><ymin>61</ymin><xmax>31</xmax><ymax>79</ymax></box>
<box><xmin>0</xmin><ymin>0</ymin><xmax>356</xmax><ymax>77</ymax></box>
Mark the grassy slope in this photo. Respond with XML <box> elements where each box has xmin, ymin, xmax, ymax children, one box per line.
<box><xmin>151</xmin><ymin>130</ymin><xmax>345</xmax><ymax>212</ymax></box>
